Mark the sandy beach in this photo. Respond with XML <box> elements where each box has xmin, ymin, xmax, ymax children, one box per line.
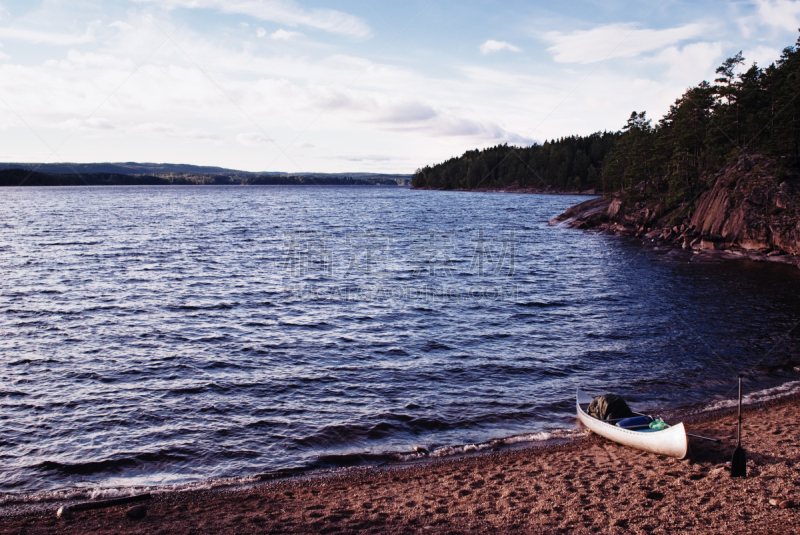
<box><xmin>2</xmin><ymin>393</ymin><xmax>798</xmax><ymax>534</ymax></box>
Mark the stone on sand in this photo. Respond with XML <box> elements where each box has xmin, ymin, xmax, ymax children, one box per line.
<box><xmin>125</xmin><ymin>504</ymin><xmax>147</xmax><ymax>519</ymax></box>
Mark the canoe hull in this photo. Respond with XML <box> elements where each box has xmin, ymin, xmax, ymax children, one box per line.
<box><xmin>576</xmin><ymin>389</ymin><xmax>688</xmax><ymax>459</ymax></box>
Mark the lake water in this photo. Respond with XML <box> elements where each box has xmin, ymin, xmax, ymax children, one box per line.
<box><xmin>1</xmin><ymin>186</ymin><xmax>799</xmax><ymax>499</ymax></box>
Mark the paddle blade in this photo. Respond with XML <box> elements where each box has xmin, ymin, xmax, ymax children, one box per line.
<box><xmin>731</xmin><ymin>445</ymin><xmax>747</xmax><ymax>478</ymax></box>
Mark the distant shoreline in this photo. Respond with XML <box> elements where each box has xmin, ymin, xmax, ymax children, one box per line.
<box><xmin>0</xmin><ymin>168</ymin><xmax>411</xmax><ymax>188</ymax></box>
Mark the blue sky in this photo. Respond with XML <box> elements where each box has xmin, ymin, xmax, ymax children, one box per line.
<box><xmin>0</xmin><ymin>0</ymin><xmax>798</xmax><ymax>173</ymax></box>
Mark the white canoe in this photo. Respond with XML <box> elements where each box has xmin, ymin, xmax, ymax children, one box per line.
<box><xmin>576</xmin><ymin>389</ymin><xmax>688</xmax><ymax>459</ymax></box>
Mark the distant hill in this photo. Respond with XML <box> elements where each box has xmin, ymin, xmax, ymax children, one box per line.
<box><xmin>0</xmin><ymin>162</ymin><xmax>411</xmax><ymax>187</ymax></box>
<box><xmin>0</xmin><ymin>162</ymin><xmax>244</xmax><ymax>176</ymax></box>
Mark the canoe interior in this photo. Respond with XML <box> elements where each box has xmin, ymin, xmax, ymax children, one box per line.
<box><xmin>577</xmin><ymin>401</ymin><xmax>670</xmax><ymax>432</ymax></box>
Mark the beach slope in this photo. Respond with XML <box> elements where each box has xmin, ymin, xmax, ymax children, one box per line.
<box><xmin>2</xmin><ymin>395</ymin><xmax>798</xmax><ymax>534</ymax></box>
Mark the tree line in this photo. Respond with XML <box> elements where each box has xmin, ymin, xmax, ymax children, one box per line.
<box><xmin>413</xmin><ymin>33</ymin><xmax>800</xmax><ymax>207</ymax></box>
<box><xmin>412</xmin><ymin>132</ymin><xmax>620</xmax><ymax>191</ymax></box>
<box><xmin>0</xmin><ymin>169</ymin><xmax>407</xmax><ymax>187</ymax></box>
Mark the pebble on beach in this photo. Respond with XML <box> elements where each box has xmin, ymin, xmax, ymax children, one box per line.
<box><xmin>768</xmin><ymin>498</ymin><xmax>794</xmax><ymax>508</ymax></box>
<box><xmin>56</xmin><ymin>506</ymin><xmax>71</xmax><ymax>518</ymax></box>
<box><xmin>125</xmin><ymin>504</ymin><xmax>147</xmax><ymax>520</ymax></box>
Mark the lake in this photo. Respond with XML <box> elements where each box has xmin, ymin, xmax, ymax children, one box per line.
<box><xmin>1</xmin><ymin>186</ymin><xmax>799</xmax><ymax>498</ymax></box>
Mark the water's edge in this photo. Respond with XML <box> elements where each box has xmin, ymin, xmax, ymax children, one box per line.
<box><xmin>3</xmin><ymin>376</ymin><xmax>799</xmax><ymax>514</ymax></box>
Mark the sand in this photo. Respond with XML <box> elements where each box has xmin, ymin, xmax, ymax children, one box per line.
<box><xmin>2</xmin><ymin>395</ymin><xmax>798</xmax><ymax>534</ymax></box>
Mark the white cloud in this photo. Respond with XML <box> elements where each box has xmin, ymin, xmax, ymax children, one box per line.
<box><xmin>343</xmin><ymin>154</ymin><xmax>395</xmax><ymax>162</ymax></box>
<box><xmin>257</xmin><ymin>27</ymin><xmax>266</xmax><ymax>38</ymax></box>
<box><xmin>270</xmin><ymin>28</ymin><xmax>302</xmax><ymax>40</ymax></box>
<box><xmin>0</xmin><ymin>21</ymin><xmax>100</xmax><ymax>45</ymax></box>
<box><xmin>654</xmin><ymin>41</ymin><xmax>723</xmax><ymax>82</ymax></box>
<box><xmin>236</xmin><ymin>132</ymin><xmax>273</xmax><ymax>146</ymax></box>
<box><xmin>743</xmin><ymin>45</ymin><xmax>782</xmax><ymax>68</ymax></box>
<box><xmin>133</xmin><ymin>123</ymin><xmax>222</xmax><ymax>141</ymax></box>
<box><xmin>139</xmin><ymin>0</ymin><xmax>370</xmax><ymax>38</ymax></box>
<box><xmin>108</xmin><ymin>21</ymin><xmax>132</xmax><ymax>31</ymax></box>
<box><xmin>57</xmin><ymin>117</ymin><xmax>115</xmax><ymax>130</ymax></box>
<box><xmin>756</xmin><ymin>0</ymin><xmax>800</xmax><ymax>31</ymax></box>
<box><xmin>45</xmin><ymin>49</ymin><xmax>133</xmax><ymax>70</ymax></box>
<box><xmin>480</xmin><ymin>40</ymin><xmax>521</xmax><ymax>55</ymax></box>
<box><xmin>544</xmin><ymin>23</ymin><xmax>709</xmax><ymax>63</ymax></box>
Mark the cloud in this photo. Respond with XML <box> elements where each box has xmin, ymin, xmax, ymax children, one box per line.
<box><xmin>480</xmin><ymin>40</ymin><xmax>521</xmax><ymax>55</ymax></box>
<box><xmin>139</xmin><ymin>0</ymin><xmax>370</xmax><ymax>38</ymax></box>
<box><xmin>743</xmin><ymin>45</ymin><xmax>782</xmax><ymax>68</ymax></box>
<box><xmin>0</xmin><ymin>21</ymin><xmax>99</xmax><ymax>45</ymax></box>
<box><xmin>108</xmin><ymin>21</ymin><xmax>132</xmax><ymax>31</ymax></box>
<box><xmin>755</xmin><ymin>0</ymin><xmax>800</xmax><ymax>31</ymax></box>
<box><xmin>57</xmin><ymin>117</ymin><xmax>115</xmax><ymax>130</ymax></box>
<box><xmin>236</xmin><ymin>132</ymin><xmax>273</xmax><ymax>146</ymax></box>
<box><xmin>44</xmin><ymin>49</ymin><xmax>133</xmax><ymax>70</ymax></box>
<box><xmin>270</xmin><ymin>28</ymin><xmax>302</xmax><ymax>40</ymax></box>
<box><xmin>655</xmin><ymin>41</ymin><xmax>723</xmax><ymax>82</ymax></box>
<box><xmin>419</xmin><ymin>115</ymin><xmax>533</xmax><ymax>144</ymax></box>
<box><xmin>323</xmin><ymin>91</ymin><xmax>438</xmax><ymax>124</ymax></box>
<box><xmin>343</xmin><ymin>154</ymin><xmax>396</xmax><ymax>162</ymax></box>
<box><xmin>544</xmin><ymin>23</ymin><xmax>708</xmax><ymax>63</ymax></box>
<box><xmin>134</xmin><ymin>123</ymin><xmax>218</xmax><ymax>139</ymax></box>
<box><xmin>257</xmin><ymin>27</ymin><xmax>266</xmax><ymax>38</ymax></box>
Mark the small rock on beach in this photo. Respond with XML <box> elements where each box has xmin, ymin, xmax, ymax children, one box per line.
<box><xmin>125</xmin><ymin>504</ymin><xmax>147</xmax><ymax>519</ymax></box>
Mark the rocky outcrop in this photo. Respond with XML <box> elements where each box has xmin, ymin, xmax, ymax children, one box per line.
<box><xmin>551</xmin><ymin>154</ymin><xmax>800</xmax><ymax>267</ymax></box>
<box><xmin>690</xmin><ymin>155</ymin><xmax>800</xmax><ymax>254</ymax></box>
<box><xmin>550</xmin><ymin>196</ymin><xmax>610</xmax><ymax>229</ymax></box>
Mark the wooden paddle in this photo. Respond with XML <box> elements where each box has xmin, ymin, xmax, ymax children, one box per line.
<box><xmin>730</xmin><ymin>375</ymin><xmax>746</xmax><ymax>477</ymax></box>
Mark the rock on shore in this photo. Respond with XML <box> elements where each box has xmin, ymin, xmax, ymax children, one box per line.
<box><xmin>551</xmin><ymin>154</ymin><xmax>800</xmax><ymax>268</ymax></box>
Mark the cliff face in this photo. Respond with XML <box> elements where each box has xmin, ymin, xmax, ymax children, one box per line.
<box><xmin>551</xmin><ymin>154</ymin><xmax>800</xmax><ymax>266</ymax></box>
<box><xmin>690</xmin><ymin>155</ymin><xmax>800</xmax><ymax>254</ymax></box>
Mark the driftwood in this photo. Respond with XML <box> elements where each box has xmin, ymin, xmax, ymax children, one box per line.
<box><xmin>65</xmin><ymin>493</ymin><xmax>152</xmax><ymax>512</ymax></box>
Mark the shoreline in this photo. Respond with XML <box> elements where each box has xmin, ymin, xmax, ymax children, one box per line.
<box><xmin>414</xmin><ymin>181</ymin><xmax>800</xmax><ymax>270</ymax></box>
<box><xmin>5</xmin><ymin>376</ymin><xmax>799</xmax><ymax>510</ymax></box>
<box><xmin>550</xmin><ymin>196</ymin><xmax>800</xmax><ymax>270</ymax></box>
<box><xmin>411</xmin><ymin>186</ymin><xmax>599</xmax><ymax>195</ymax></box>
<box><xmin>3</xmin><ymin>384</ymin><xmax>799</xmax><ymax>534</ymax></box>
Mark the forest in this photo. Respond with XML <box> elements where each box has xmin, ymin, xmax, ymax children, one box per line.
<box><xmin>413</xmin><ymin>32</ymin><xmax>800</xmax><ymax>211</ymax></box>
<box><xmin>412</xmin><ymin>133</ymin><xmax>619</xmax><ymax>192</ymax></box>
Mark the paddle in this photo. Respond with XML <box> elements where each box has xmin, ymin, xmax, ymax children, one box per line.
<box><xmin>730</xmin><ymin>375</ymin><xmax>746</xmax><ymax>478</ymax></box>
<box><xmin>687</xmin><ymin>433</ymin><xmax>719</xmax><ymax>443</ymax></box>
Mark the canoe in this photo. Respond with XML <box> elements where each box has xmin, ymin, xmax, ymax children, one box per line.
<box><xmin>576</xmin><ymin>389</ymin><xmax>688</xmax><ymax>459</ymax></box>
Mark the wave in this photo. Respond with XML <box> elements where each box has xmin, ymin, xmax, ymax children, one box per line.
<box><xmin>699</xmin><ymin>380</ymin><xmax>800</xmax><ymax>413</ymax></box>
<box><xmin>0</xmin><ymin>474</ymin><xmax>264</xmax><ymax>507</ymax></box>
<box><xmin>5</xmin><ymin>375</ymin><xmax>798</xmax><ymax>509</ymax></box>
<box><xmin>169</xmin><ymin>303</ymin><xmax>237</xmax><ymax>311</ymax></box>
<box><xmin>515</xmin><ymin>301</ymin><xmax>568</xmax><ymax>308</ymax></box>
<box><xmin>34</xmin><ymin>449</ymin><xmax>193</xmax><ymax>477</ymax></box>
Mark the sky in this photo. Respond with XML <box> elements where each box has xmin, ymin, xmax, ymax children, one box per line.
<box><xmin>0</xmin><ymin>0</ymin><xmax>799</xmax><ymax>174</ymax></box>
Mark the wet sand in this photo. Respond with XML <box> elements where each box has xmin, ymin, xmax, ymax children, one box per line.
<box><xmin>2</xmin><ymin>395</ymin><xmax>798</xmax><ymax>534</ymax></box>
